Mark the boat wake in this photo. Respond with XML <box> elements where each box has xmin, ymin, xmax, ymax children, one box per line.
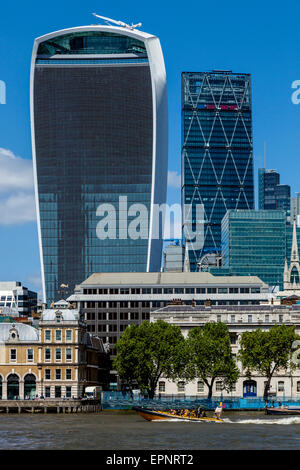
<box><xmin>152</xmin><ymin>418</ymin><xmax>223</xmax><ymax>424</ymax></box>
<box><xmin>152</xmin><ymin>417</ymin><xmax>300</xmax><ymax>425</ymax></box>
<box><xmin>223</xmin><ymin>417</ymin><xmax>300</xmax><ymax>425</ymax></box>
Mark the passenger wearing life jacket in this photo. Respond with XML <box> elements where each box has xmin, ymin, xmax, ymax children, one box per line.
<box><xmin>214</xmin><ymin>402</ymin><xmax>223</xmax><ymax>419</ymax></box>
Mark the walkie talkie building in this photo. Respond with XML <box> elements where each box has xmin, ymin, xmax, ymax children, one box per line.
<box><xmin>31</xmin><ymin>24</ymin><xmax>168</xmax><ymax>304</ymax></box>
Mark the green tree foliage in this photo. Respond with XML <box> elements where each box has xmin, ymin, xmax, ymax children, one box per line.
<box><xmin>239</xmin><ymin>325</ymin><xmax>299</xmax><ymax>398</ymax></box>
<box><xmin>113</xmin><ymin>320</ymin><xmax>187</xmax><ymax>398</ymax></box>
<box><xmin>186</xmin><ymin>322</ymin><xmax>239</xmax><ymax>399</ymax></box>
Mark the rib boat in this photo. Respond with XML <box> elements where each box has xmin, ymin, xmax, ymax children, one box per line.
<box><xmin>133</xmin><ymin>406</ymin><xmax>223</xmax><ymax>422</ymax></box>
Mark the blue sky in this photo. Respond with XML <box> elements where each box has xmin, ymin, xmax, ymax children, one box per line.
<box><xmin>0</xmin><ymin>0</ymin><xmax>299</xmax><ymax>297</ymax></box>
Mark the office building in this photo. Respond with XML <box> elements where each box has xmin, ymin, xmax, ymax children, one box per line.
<box><xmin>258</xmin><ymin>169</ymin><xmax>280</xmax><ymax>209</ymax></box>
<box><xmin>0</xmin><ymin>282</ymin><xmax>37</xmax><ymax>317</ymax></box>
<box><xmin>258</xmin><ymin>168</ymin><xmax>291</xmax><ymax>217</ymax></box>
<box><xmin>31</xmin><ymin>23</ymin><xmax>168</xmax><ymax>304</ymax></box>
<box><xmin>275</xmin><ymin>185</ymin><xmax>291</xmax><ymax>213</ymax></box>
<box><xmin>290</xmin><ymin>193</ymin><xmax>300</xmax><ymax>226</ymax></box>
<box><xmin>151</xmin><ymin>303</ymin><xmax>300</xmax><ymax>398</ymax></box>
<box><xmin>210</xmin><ymin>210</ymin><xmax>300</xmax><ymax>290</ymax></box>
<box><xmin>181</xmin><ymin>71</ymin><xmax>254</xmax><ymax>270</ymax></box>
<box><xmin>163</xmin><ymin>244</ymin><xmax>184</xmax><ymax>272</ymax></box>
<box><xmin>67</xmin><ymin>272</ymin><xmax>269</xmax><ymax>358</ymax></box>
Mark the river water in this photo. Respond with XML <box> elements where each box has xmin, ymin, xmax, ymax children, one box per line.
<box><xmin>0</xmin><ymin>411</ymin><xmax>300</xmax><ymax>450</ymax></box>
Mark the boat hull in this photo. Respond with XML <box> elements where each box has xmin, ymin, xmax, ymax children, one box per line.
<box><xmin>266</xmin><ymin>407</ymin><xmax>300</xmax><ymax>416</ymax></box>
<box><xmin>133</xmin><ymin>407</ymin><xmax>223</xmax><ymax>423</ymax></box>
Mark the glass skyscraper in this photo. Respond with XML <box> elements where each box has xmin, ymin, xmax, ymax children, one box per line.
<box><xmin>210</xmin><ymin>209</ymin><xmax>300</xmax><ymax>289</ymax></box>
<box><xmin>258</xmin><ymin>168</ymin><xmax>290</xmax><ymax>219</ymax></box>
<box><xmin>258</xmin><ymin>169</ymin><xmax>280</xmax><ymax>210</ymax></box>
<box><xmin>31</xmin><ymin>25</ymin><xmax>168</xmax><ymax>304</ymax></box>
<box><xmin>182</xmin><ymin>71</ymin><xmax>254</xmax><ymax>271</ymax></box>
<box><xmin>220</xmin><ymin>210</ymin><xmax>286</xmax><ymax>288</ymax></box>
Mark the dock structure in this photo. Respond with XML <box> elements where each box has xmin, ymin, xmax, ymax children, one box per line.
<box><xmin>0</xmin><ymin>399</ymin><xmax>102</xmax><ymax>414</ymax></box>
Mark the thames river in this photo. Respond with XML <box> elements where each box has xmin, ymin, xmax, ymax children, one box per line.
<box><xmin>0</xmin><ymin>411</ymin><xmax>300</xmax><ymax>450</ymax></box>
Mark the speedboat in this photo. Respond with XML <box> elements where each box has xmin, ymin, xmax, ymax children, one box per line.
<box><xmin>265</xmin><ymin>406</ymin><xmax>300</xmax><ymax>416</ymax></box>
<box><xmin>133</xmin><ymin>406</ymin><xmax>223</xmax><ymax>422</ymax></box>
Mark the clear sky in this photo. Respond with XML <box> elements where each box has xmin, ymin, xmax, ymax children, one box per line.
<box><xmin>0</xmin><ymin>0</ymin><xmax>299</xmax><ymax>298</ymax></box>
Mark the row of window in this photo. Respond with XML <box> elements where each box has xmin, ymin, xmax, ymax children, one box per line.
<box><xmin>44</xmin><ymin>386</ymin><xmax>73</xmax><ymax>399</ymax></box>
<box><xmin>44</xmin><ymin>329</ymin><xmax>73</xmax><ymax>342</ymax></box>
<box><xmin>158</xmin><ymin>381</ymin><xmax>234</xmax><ymax>393</ymax></box>
<box><xmin>158</xmin><ymin>380</ymin><xmax>296</xmax><ymax>393</ymax></box>
<box><xmin>86</xmin><ymin>312</ymin><xmax>147</xmax><ymax>320</ymax></box>
<box><xmin>217</xmin><ymin>314</ymin><xmax>285</xmax><ymax>323</ymax></box>
<box><xmin>83</xmin><ymin>287</ymin><xmax>260</xmax><ymax>295</ymax></box>
<box><xmin>85</xmin><ymin>300</ymin><xmax>262</xmax><ymax>311</ymax></box>
<box><xmin>10</xmin><ymin>349</ymin><xmax>33</xmax><ymax>362</ymax></box>
<box><xmin>44</xmin><ymin>369</ymin><xmax>73</xmax><ymax>380</ymax></box>
<box><xmin>9</xmin><ymin>348</ymin><xmax>74</xmax><ymax>363</ymax></box>
<box><xmin>44</xmin><ymin>348</ymin><xmax>73</xmax><ymax>362</ymax></box>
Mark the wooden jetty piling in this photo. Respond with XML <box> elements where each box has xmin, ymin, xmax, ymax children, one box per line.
<box><xmin>0</xmin><ymin>399</ymin><xmax>101</xmax><ymax>414</ymax></box>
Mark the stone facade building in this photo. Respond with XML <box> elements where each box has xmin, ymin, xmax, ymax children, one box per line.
<box><xmin>151</xmin><ymin>304</ymin><xmax>300</xmax><ymax>398</ymax></box>
<box><xmin>0</xmin><ymin>303</ymin><xmax>106</xmax><ymax>400</ymax></box>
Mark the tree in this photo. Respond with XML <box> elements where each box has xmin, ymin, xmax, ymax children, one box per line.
<box><xmin>185</xmin><ymin>322</ymin><xmax>239</xmax><ymax>399</ymax></box>
<box><xmin>239</xmin><ymin>325</ymin><xmax>299</xmax><ymax>399</ymax></box>
<box><xmin>113</xmin><ymin>320</ymin><xmax>187</xmax><ymax>398</ymax></box>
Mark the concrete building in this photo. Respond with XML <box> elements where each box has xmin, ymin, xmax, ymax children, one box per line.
<box><xmin>0</xmin><ymin>282</ymin><xmax>37</xmax><ymax>317</ymax></box>
<box><xmin>163</xmin><ymin>244</ymin><xmax>184</xmax><ymax>272</ymax></box>
<box><xmin>0</xmin><ymin>304</ymin><xmax>106</xmax><ymax>400</ymax></box>
<box><xmin>151</xmin><ymin>304</ymin><xmax>300</xmax><ymax>398</ymax></box>
<box><xmin>67</xmin><ymin>272</ymin><xmax>269</xmax><ymax>358</ymax></box>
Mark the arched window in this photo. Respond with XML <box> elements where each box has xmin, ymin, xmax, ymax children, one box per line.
<box><xmin>297</xmin><ymin>381</ymin><xmax>300</xmax><ymax>392</ymax></box>
<box><xmin>290</xmin><ymin>267</ymin><xmax>300</xmax><ymax>284</ymax></box>
<box><xmin>7</xmin><ymin>374</ymin><xmax>19</xmax><ymax>400</ymax></box>
<box><xmin>197</xmin><ymin>381</ymin><xmax>204</xmax><ymax>393</ymax></box>
<box><xmin>158</xmin><ymin>381</ymin><xmax>165</xmax><ymax>393</ymax></box>
<box><xmin>177</xmin><ymin>381</ymin><xmax>185</xmax><ymax>393</ymax></box>
<box><xmin>24</xmin><ymin>374</ymin><xmax>36</xmax><ymax>399</ymax></box>
<box><xmin>0</xmin><ymin>376</ymin><xmax>2</xmax><ymax>400</ymax></box>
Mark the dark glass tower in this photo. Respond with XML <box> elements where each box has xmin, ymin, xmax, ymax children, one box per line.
<box><xmin>31</xmin><ymin>26</ymin><xmax>168</xmax><ymax>303</ymax></box>
<box><xmin>258</xmin><ymin>168</ymin><xmax>290</xmax><ymax>216</ymax></box>
<box><xmin>258</xmin><ymin>169</ymin><xmax>280</xmax><ymax>209</ymax></box>
<box><xmin>182</xmin><ymin>71</ymin><xmax>254</xmax><ymax>271</ymax></box>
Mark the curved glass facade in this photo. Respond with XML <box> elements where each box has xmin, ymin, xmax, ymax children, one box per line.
<box><xmin>37</xmin><ymin>31</ymin><xmax>147</xmax><ymax>55</ymax></box>
<box><xmin>32</xmin><ymin>29</ymin><xmax>164</xmax><ymax>304</ymax></box>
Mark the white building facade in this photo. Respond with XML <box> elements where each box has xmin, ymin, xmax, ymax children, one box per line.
<box><xmin>0</xmin><ymin>282</ymin><xmax>37</xmax><ymax>317</ymax></box>
<box><xmin>151</xmin><ymin>304</ymin><xmax>300</xmax><ymax>398</ymax></box>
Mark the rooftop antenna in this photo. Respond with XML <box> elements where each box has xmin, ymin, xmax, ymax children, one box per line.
<box><xmin>92</xmin><ymin>13</ymin><xmax>142</xmax><ymax>30</ymax></box>
<box><xmin>264</xmin><ymin>141</ymin><xmax>266</xmax><ymax>169</ymax></box>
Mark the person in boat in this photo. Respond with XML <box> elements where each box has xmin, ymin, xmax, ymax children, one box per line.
<box><xmin>197</xmin><ymin>406</ymin><xmax>202</xmax><ymax>418</ymax></box>
<box><xmin>201</xmin><ymin>410</ymin><xmax>207</xmax><ymax>418</ymax></box>
<box><xmin>214</xmin><ymin>402</ymin><xmax>223</xmax><ymax>419</ymax></box>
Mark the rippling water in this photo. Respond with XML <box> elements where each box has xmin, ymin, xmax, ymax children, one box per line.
<box><xmin>0</xmin><ymin>411</ymin><xmax>300</xmax><ymax>449</ymax></box>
